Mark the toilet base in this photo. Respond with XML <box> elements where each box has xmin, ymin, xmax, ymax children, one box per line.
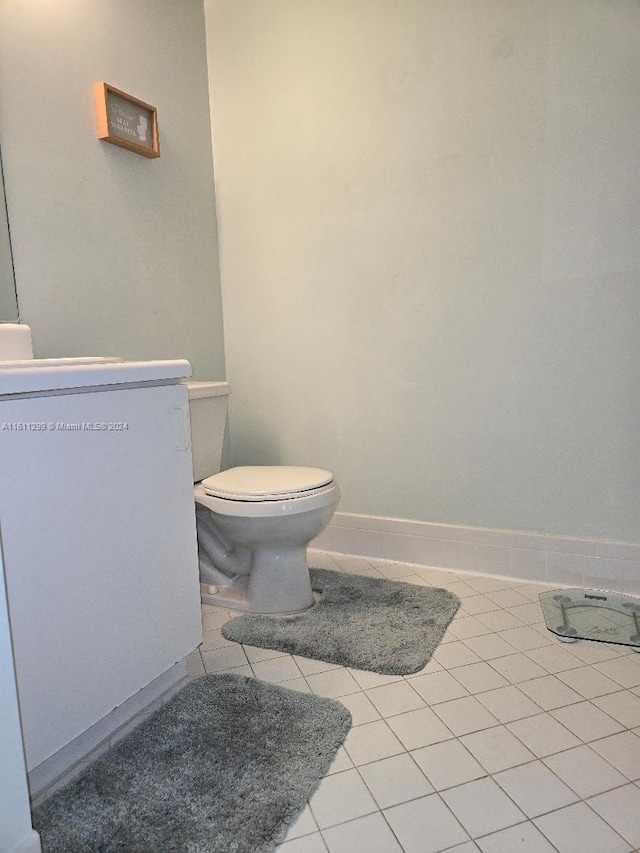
<box><xmin>195</xmin><ymin>480</ymin><xmax>341</xmax><ymax>615</ymax></box>
<box><xmin>200</xmin><ymin>582</ymin><xmax>316</xmax><ymax>616</ymax></box>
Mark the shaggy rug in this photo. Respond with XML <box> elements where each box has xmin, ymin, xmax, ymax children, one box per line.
<box><xmin>222</xmin><ymin>568</ymin><xmax>460</xmax><ymax>675</ymax></box>
<box><xmin>32</xmin><ymin>674</ymin><xmax>351</xmax><ymax>853</ymax></box>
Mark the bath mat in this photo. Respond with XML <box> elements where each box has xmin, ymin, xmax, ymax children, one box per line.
<box><xmin>222</xmin><ymin>568</ymin><xmax>460</xmax><ymax>675</ymax></box>
<box><xmin>32</xmin><ymin>674</ymin><xmax>351</xmax><ymax>853</ymax></box>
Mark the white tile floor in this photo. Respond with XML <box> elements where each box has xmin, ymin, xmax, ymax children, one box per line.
<box><xmin>186</xmin><ymin>550</ymin><xmax>640</xmax><ymax>853</ymax></box>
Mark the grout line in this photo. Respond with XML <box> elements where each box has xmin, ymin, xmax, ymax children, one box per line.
<box><xmin>218</xmin><ymin>550</ymin><xmax>640</xmax><ymax>850</ymax></box>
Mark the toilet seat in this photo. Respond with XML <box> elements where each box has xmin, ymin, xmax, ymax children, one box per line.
<box><xmin>202</xmin><ymin>466</ymin><xmax>334</xmax><ymax>502</ymax></box>
<box><xmin>194</xmin><ymin>478</ymin><xmax>340</xmax><ymax>519</ymax></box>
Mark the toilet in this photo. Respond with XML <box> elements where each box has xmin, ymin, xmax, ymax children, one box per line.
<box><xmin>186</xmin><ymin>380</ymin><xmax>340</xmax><ymax>614</ymax></box>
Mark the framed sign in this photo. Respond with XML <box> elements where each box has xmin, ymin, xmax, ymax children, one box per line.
<box><xmin>93</xmin><ymin>82</ymin><xmax>160</xmax><ymax>159</ymax></box>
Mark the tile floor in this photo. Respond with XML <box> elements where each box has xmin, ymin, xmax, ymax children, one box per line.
<box><xmin>186</xmin><ymin>550</ymin><xmax>640</xmax><ymax>853</ymax></box>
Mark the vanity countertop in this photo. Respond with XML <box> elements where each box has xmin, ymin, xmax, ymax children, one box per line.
<box><xmin>0</xmin><ymin>358</ymin><xmax>192</xmax><ymax>396</ymax></box>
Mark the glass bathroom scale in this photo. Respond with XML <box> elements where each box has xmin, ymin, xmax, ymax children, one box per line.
<box><xmin>539</xmin><ymin>588</ymin><xmax>640</xmax><ymax>649</ymax></box>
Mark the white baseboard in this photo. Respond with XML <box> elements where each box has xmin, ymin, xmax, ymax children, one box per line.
<box><xmin>313</xmin><ymin>512</ymin><xmax>640</xmax><ymax>596</ymax></box>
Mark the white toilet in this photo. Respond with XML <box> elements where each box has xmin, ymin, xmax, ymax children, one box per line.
<box><xmin>186</xmin><ymin>380</ymin><xmax>340</xmax><ymax>614</ymax></box>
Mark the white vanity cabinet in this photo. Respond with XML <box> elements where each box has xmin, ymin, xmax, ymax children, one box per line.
<box><xmin>0</xmin><ymin>361</ymin><xmax>201</xmax><ymax>772</ymax></box>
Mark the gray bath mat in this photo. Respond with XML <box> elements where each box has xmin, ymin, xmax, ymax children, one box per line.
<box><xmin>33</xmin><ymin>674</ymin><xmax>351</xmax><ymax>853</ymax></box>
<box><xmin>222</xmin><ymin>568</ymin><xmax>460</xmax><ymax>675</ymax></box>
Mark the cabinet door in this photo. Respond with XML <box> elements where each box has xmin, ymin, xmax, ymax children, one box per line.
<box><xmin>0</xmin><ymin>382</ymin><xmax>201</xmax><ymax>770</ymax></box>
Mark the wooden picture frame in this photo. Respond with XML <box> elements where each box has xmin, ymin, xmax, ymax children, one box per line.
<box><xmin>93</xmin><ymin>82</ymin><xmax>160</xmax><ymax>159</ymax></box>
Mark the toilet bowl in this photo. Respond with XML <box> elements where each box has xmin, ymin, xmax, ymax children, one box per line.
<box><xmin>186</xmin><ymin>381</ymin><xmax>340</xmax><ymax>614</ymax></box>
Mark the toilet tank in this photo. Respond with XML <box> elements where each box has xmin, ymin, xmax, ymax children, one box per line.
<box><xmin>184</xmin><ymin>380</ymin><xmax>231</xmax><ymax>482</ymax></box>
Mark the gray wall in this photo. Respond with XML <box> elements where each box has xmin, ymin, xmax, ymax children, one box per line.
<box><xmin>206</xmin><ymin>0</ymin><xmax>640</xmax><ymax>542</ymax></box>
<box><xmin>0</xmin><ymin>0</ymin><xmax>225</xmax><ymax>380</ymax></box>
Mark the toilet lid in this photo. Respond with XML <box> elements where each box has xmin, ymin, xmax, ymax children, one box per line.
<box><xmin>202</xmin><ymin>466</ymin><xmax>334</xmax><ymax>501</ymax></box>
